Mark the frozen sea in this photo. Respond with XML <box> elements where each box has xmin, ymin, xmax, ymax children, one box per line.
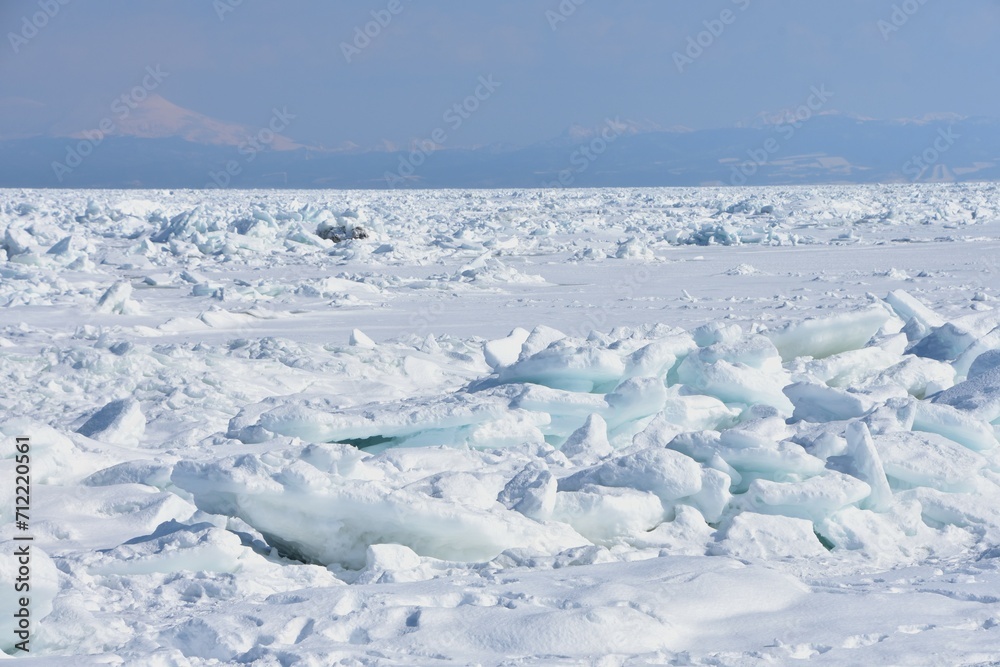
<box><xmin>3</xmin><ymin>184</ymin><xmax>1000</xmax><ymax>665</ymax></box>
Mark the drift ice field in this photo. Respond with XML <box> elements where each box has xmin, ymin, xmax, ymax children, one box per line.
<box><xmin>3</xmin><ymin>184</ymin><xmax>1000</xmax><ymax>665</ymax></box>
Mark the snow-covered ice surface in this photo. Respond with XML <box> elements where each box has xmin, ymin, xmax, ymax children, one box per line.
<box><xmin>3</xmin><ymin>184</ymin><xmax>1000</xmax><ymax>665</ymax></box>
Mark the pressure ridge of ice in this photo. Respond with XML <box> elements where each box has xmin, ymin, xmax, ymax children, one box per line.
<box><xmin>191</xmin><ymin>300</ymin><xmax>1000</xmax><ymax>572</ymax></box>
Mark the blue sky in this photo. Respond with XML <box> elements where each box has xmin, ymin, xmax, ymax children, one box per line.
<box><xmin>2</xmin><ymin>0</ymin><xmax>999</xmax><ymax>148</ymax></box>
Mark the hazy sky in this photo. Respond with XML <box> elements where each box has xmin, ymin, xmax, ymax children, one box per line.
<box><xmin>2</xmin><ymin>0</ymin><xmax>999</xmax><ymax>148</ymax></box>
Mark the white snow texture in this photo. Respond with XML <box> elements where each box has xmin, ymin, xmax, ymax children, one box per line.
<box><xmin>2</xmin><ymin>185</ymin><xmax>1000</xmax><ymax>665</ymax></box>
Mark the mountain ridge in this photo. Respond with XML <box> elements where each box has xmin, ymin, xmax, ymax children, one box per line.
<box><xmin>3</xmin><ymin>102</ymin><xmax>999</xmax><ymax>189</ymax></box>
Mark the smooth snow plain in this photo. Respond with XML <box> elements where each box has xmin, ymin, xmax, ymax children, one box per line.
<box><xmin>2</xmin><ymin>185</ymin><xmax>1000</xmax><ymax>665</ymax></box>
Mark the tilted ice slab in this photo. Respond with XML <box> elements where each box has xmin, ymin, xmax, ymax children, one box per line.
<box><xmin>229</xmin><ymin>387</ymin><xmax>543</xmax><ymax>449</ymax></box>
<box><xmin>171</xmin><ymin>443</ymin><xmax>590</xmax><ymax>568</ymax></box>
<box><xmin>765</xmin><ymin>305</ymin><xmax>894</xmax><ymax>361</ymax></box>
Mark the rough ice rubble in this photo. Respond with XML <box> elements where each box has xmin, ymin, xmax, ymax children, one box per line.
<box><xmin>4</xmin><ymin>187</ymin><xmax>1000</xmax><ymax>663</ymax></box>
<box><xmin>2</xmin><ymin>184</ymin><xmax>997</xmax><ymax>276</ymax></box>
<box><xmin>164</xmin><ymin>291</ymin><xmax>1000</xmax><ymax>572</ymax></box>
<box><xmin>2</xmin><ymin>186</ymin><xmax>998</xmax><ymax>352</ymax></box>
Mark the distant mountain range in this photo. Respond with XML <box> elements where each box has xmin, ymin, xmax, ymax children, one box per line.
<box><xmin>45</xmin><ymin>94</ymin><xmax>305</xmax><ymax>152</ymax></box>
<box><xmin>3</xmin><ymin>96</ymin><xmax>1000</xmax><ymax>189</ymax></box>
